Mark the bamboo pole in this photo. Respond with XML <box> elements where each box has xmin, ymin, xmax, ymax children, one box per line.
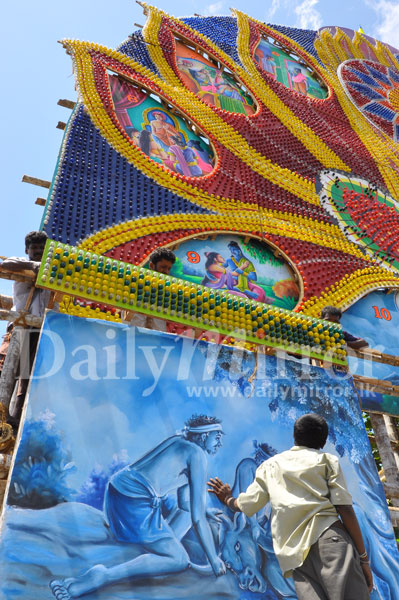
<box><xmin>383</xmin><ymin>416</ymin><xmax>399</xmax><ymax>472</ymax></box>
<box><xmin>389</xmin><ymin>506</ymin><xmax>399</xmax><ymax>526</ymax></box>
<box><xmin>384</xmin><ymin>483</ymin><xmax>399</xmax><ymax>499</ymax></box>
<box><xmin>0</xmin><ymin>331</ymin><xmax>20</xmax><ymax>411</ymax></box>
<box><xmin>369</xmin><ymin>414</ymin><xmax>399</xmax><ymax>508</ymax></box>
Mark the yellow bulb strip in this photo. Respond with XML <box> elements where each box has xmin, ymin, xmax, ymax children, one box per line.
<box><xmin>300</xmin><ymin>267</ymin><xmax>399</xmax><ymax>317</ymax></box>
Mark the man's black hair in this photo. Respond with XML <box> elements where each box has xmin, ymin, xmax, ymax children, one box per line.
<box><xmin>294</xmin><ymin>413</ymin><xmax>328</xmax><ymax>449</ymax></box>
<box><xmin>149</xmin><ymin>248</ymin><xmax>176</xmax><ymax>266</ymax></box>
<box><xmin>227</xmin><ymin>241</ymin><xmax>240</xmax><ymax>250</ymax></box>
<box><xmin>321</xmin><ymin>305</ymin><xmax>342</xmax><ymax>319</ymax></box>
<box><xmin>25</xmin><ymin>231</ymin><xmax>48</xmax><ymax>248</ymax></box>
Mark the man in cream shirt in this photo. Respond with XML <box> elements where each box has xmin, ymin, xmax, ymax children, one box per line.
<box><xmin>208</xmin><ymin>413</ymin><xmax>373</xmax><ymax>600</ymax></box>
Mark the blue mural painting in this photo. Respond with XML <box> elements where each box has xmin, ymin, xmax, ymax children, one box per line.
<box><xmin>341</xmin><ymin>290</ymin><xmax>399</xmax><ymax>416</ymax></box>
<box><xmin>0</xmin><ymin>312</ymin><xmax>398</xmax><ymax>599</ymax></box>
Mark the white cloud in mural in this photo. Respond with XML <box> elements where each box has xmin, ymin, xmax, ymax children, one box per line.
<box><xmin>294</xmin><ymin>0</ymin><xmax>322</xmax><ymax>30</ymax></box>
<box><xmin>204</xmin><ymin>1</ymin><xmax>224</xmax><ymax>15</ymax></box>
<box><xmin>368</xmin><ymin>0</ymin><xmax>399</xmax><ymax>49</ymax></box>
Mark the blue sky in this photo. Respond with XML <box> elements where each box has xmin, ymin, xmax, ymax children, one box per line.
<box><xmin>1</xmin><ymin>0</ymin><xmax>399</xmax><ymax>307</ymax></box>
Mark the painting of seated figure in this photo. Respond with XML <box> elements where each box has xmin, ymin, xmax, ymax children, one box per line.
<box><xmin>254</xmin><ymin>37</ymin><xmax>328</xmax><ymax>100</ymax></box>
<box><xmin>175</xmin><ymin>40</ymin><xmax>256</xmax><ymax>115</ymax></box>
<box><xmin>166</xmin><ymin>235</ymin><xmax>301</xmax><ymax>310</ymax></box>
<box><xmin>108</xmin><ymin>74</ymin><xmax>215</xmax><ymax>177</ymax></box>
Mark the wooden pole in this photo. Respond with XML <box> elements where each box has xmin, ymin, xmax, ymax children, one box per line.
<box><xmin>21</xmin><ymin>175</ymin><xmax>51</xmax><ymax>189</ymax></box>
<box><xmin>0</xmin><ymin>331</ymin><xmax>20</xmax><ymax>411</ymax></box>
<box><xmin>389</xmin><ymin>506</ymin><xmax>399</xmax><ymax>527</ymax></box>
<box><xmin>383</xmin><ymin>416</ymin><xmax>399</xmax><ymax>471</ymax></box>
<box><xmin>369</xmin><ymin>413</ymin><xmax>399</xmax><ymax>507</ymax></box>
<box><xmin>57</xmin><ymin>99</ymin><xmax>75</xmax><ymax>109</ymax></box>
<box><xmin>0</xmin><ymin>296</ymin><xmax>12</xmax><ymax>310</ymax></box>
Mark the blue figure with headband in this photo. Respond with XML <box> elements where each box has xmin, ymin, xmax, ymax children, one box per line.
<box><xmin>50</xmin><ymin>415</ymin><xmax>225</xmax><ymax>599</ymax></box>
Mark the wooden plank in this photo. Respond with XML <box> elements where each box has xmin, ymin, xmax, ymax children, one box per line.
<box><xmin>53</xmin><ymin>292</ymin><xmax>65</xmax><ymax>303</ymax></box>
<box><xmin>365</xmin><ymin>408</ymin><xmax>399</xmax><ymax>419</ymax></box>
<box><xmin>35</xmin><ymin>198</ymin><xmax>46</xmax><ymax>206</ymax></box>
<box><xmin>57</xmin><ymin>99</ymin><xmax>75</xmax><ymax>109</ymax></box>
<box><xmin>353</xmin><ymin>375</ymin><xmax>399</xmax><ymax>393</ymax></box>
<box><xmin>123</xmin><ymin>310</ymin><xmax>134</xmax><ymax>323</ymax></box>
<box><xmin>350</xmin><ymin>347</ymin><xmax>399</xmax><ymax>366</ymax></box>
<box><xmin>0</xmin><ymin>269</ymin><xmax>36</xmax><ymax>283</ymax></box>
<box><xmin>56</xmin><ymin>122</ymin><xmax>66</xmax><ymax>130</ymax></box>
<box><xmin>368</xmin><ymin>433</ymin><xmax>399</xmax><ymax>451</ymax></box>
<box><xmin>21</xmin><ymin>175</ymin><xmax>51</xmax><ymax>189</ymax></box>
<box><xmin>0</xmin><ymin>309</ymin><xmax>42</xmax><ymax>328</ymax></box>
<box><xmin>354</xmin><ymin>375</ymin><xmax>390</xmax><ymax>386</ymax></box>
<box><xmin>47</xmin><ymin>292</ymin><xmax>56</xmax><ymax>310</ymax></box>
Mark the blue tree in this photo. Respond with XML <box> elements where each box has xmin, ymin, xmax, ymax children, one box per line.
<box><xmin>8</xmin><ymin>412</ymin><xmax>75</xmax><ymax>509</ymax></box>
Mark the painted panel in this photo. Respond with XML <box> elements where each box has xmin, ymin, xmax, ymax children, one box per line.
<box><xmin>254</xmin><ymin>38</ymin><xmax>328</xmax><ymax>99</ymax></box>
<box><xmin>167</xmin><ymin>235</ymin><xmax>300</xmax><ymax>309</ymax></box>
<box><xmin>0</xmin><ymin>312</ymin><xmax>397</xmax><ymax>599</ymax></box>
<box><xmin>341</xmin><ymin>290</ymin><xmax>399</xmax><ymax>415</ymax></box>
<box><xmin>175</xmin><ymin>41</ymin><xmax>256</xmax><ymax>115</ymax></box>
<box><xmin>109</xmin><ymin>74</ymin><xmax>215</xmax><ymax>177</ymax></box>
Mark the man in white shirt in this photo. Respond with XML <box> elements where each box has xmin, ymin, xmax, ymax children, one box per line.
<box><xmin>208</xmin><ymin>413</ymin><xmax>373</xmax><ymax>600</ymax></box>
<box><xmin>1</xmin><ymin>231</ymin><xmax>49</xmax><ymax>426</ymax></box>
<box><xmin>2</xmin><ymin>231</ymin><xmax>50</xmax><ymax>317</ymax></box>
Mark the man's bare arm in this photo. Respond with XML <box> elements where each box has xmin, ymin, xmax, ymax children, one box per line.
<box><xmin>336</xmin><ymin>505</ymin><xmax>373</xmax><ymax>592</ymax></box>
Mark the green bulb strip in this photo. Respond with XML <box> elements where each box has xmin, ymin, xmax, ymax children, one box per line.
<box><xmin>37</xmin><ymin>240</ymin><xmax>348</xmax><ymax>365</ymax></box>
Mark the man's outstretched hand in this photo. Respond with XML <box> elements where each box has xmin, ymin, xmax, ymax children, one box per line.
<box><xmin>208</xmin><ymin>477</ymin><xmax>233</xmax><ymax>504</ymax></box>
